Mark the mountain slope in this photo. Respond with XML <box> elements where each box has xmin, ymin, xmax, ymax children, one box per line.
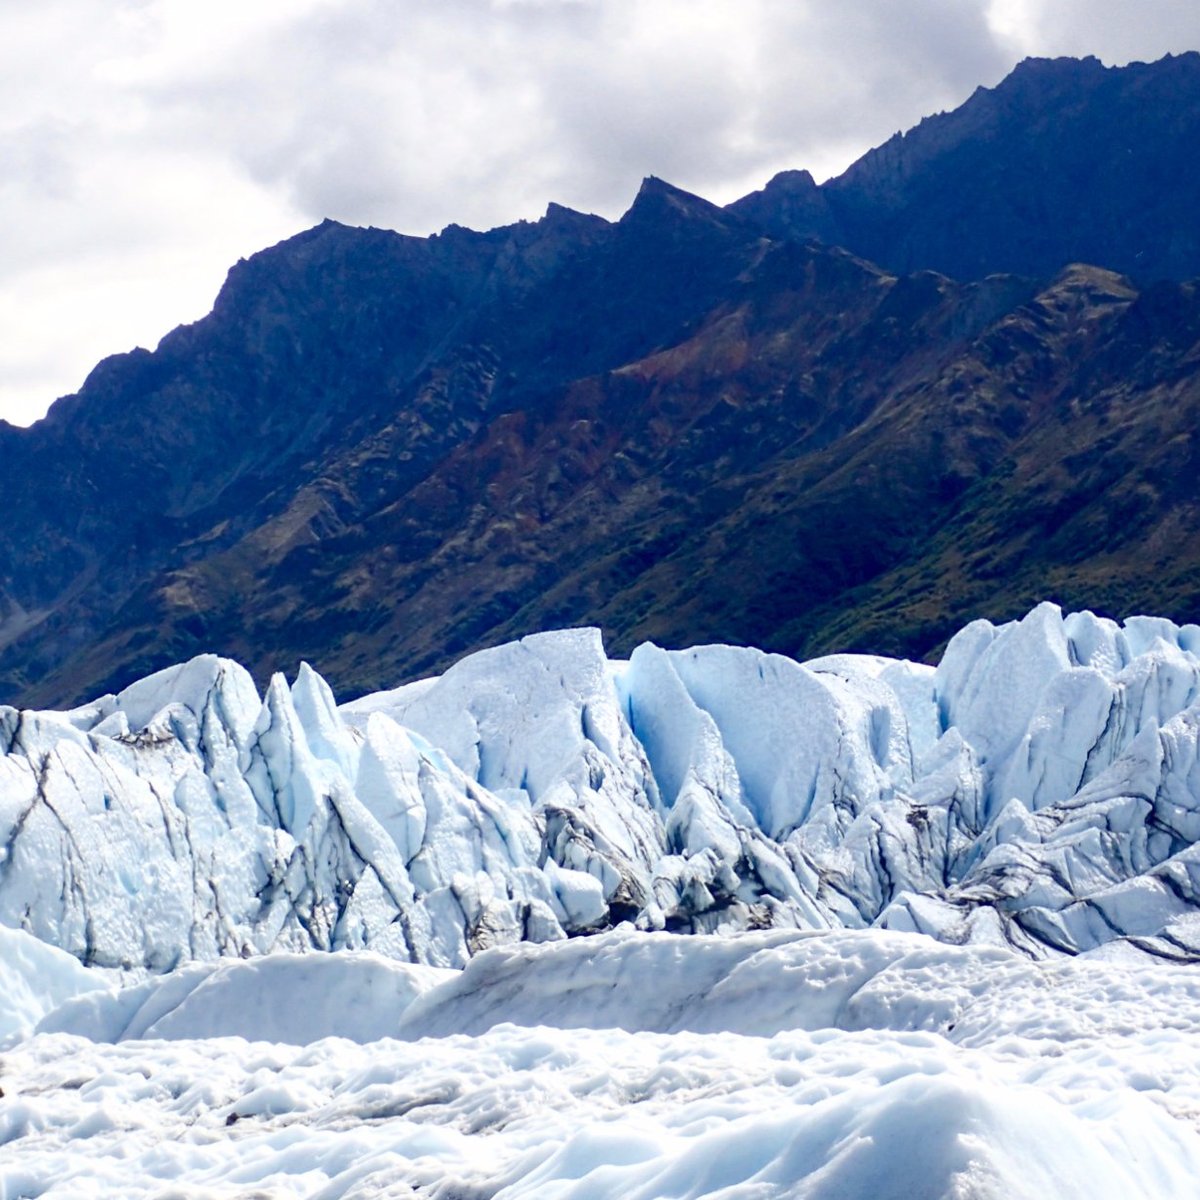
<box><xmin>25</xmin><ymin>243</ymin><xmax>1200</xmax><ymax>708</ymax></box>
<box><xmin>0</xmin><ymin>182</ymin><xmax>771</xmax><ymax>702</ymax></box>
<box><xmin>731</xmin><ymin>52</ymin><xmax>1200</xmax><ymax>283</ymax></box>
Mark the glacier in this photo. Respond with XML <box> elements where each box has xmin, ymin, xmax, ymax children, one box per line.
<box><xmin>4</xmin><ymin>602</ymin><xmax>1200</xmax><ymax>975</ymax></box>
<box><xmin>7</xmin><ymin>603</ymin><xmax>1200</xmax><ymax>1196</ymax></box>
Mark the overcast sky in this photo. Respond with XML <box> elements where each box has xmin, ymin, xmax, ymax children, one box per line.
<box><xmin>2</xmin><ymin>0</ymin><xmax>1198</xmax><ymax>426</ymax></box>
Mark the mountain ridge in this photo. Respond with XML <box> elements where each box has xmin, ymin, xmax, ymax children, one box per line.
<box><xmin>3</xmin><ymin>52</ymin><xmax>1200</xmax><ymax>707</ymax></box>
<box><xmin>732</xmin><ymin>50</ymin><xmax>1200</xmax><ymax>283</ymax></box>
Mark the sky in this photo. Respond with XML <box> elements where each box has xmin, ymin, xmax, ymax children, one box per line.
<box><xmin>1</xmin><ymin>0</ymin><xmax>1198</xmax><ymax>427</ymax></box>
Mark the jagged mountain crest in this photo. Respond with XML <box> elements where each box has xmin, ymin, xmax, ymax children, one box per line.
<box><xmin>732</xmin><ymin>51</ymin><xmax>1200</xmax><ymax>283</ymax></box>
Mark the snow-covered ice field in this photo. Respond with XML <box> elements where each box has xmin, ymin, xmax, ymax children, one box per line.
<box><xmin>5</xmin><ymin>927</ymin><xmax>1200</xmax><ymax>1198</ymax></box>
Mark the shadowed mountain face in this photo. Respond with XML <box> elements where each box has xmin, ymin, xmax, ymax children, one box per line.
<box><xmin>731</xmin><ymin>52</ymin><xmax>1200</xmax><ymax>284</ymax></box>
<box><xmin>3</xmin><ymin>54</ymin><xmax>1200</xmax><ymax>706</ymax></box>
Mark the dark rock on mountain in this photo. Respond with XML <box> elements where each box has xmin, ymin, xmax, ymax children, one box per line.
<box><xmin>731</xmin><ymin>52</ymin><xmax>1200</xmax><ymax>284</ymax></box>
<box><xmin>2</xmin><ymin>53</ymin><xmax>1200</xmax><ymax>707</ymax></box>
<box><xmin>724</xmin><ymin>168</ymin><xmax>837</xmax><ymax>244</ymax></box>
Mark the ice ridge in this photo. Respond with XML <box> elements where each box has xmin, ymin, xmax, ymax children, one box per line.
<box><xmin>4</xmin><ymin>604</ymin><xmax>1200</xmax><ymax>973</ymax></box>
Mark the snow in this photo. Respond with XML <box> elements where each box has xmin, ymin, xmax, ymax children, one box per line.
<box><xmin>0</xmin><ymin>925</ymin><xmax>109</xmax><ymax>1042</ymax></box>
<box><xmin>5</xmin><ymin>929</ymin><xmax>1200</xmax><ymax>1197</ymax></box>
<box><xmin>36</xmin><ymin>951</ymin><xmax>453</xmax><ymax>1045</ymax></box>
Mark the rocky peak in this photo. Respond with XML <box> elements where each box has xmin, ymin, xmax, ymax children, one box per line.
<box><xmin>725</xmin><ymin>168</ymin><xmax>837</xmax><ymax>244</ymax></box>
<box><xmin>805</xmin><ymin>50</ymin><xmax>1200</xmax><ymax>282</ymax></box>
<box><xmin>621</xmin><ymin>176</ymin><xmax>731</xmax><ymax>230</ymax></box>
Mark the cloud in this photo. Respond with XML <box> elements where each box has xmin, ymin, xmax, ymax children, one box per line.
<box><xmin>125</xmin><ymin>0</ymin><xmax>1011</xmax><ymax>226</ymax></box>
<box><xmin>987</xmin><ymin>0</ymin><xmax>1200</xmax><ymax>65</ymax></box>
<box><xmin>0</xmin><ymin>0</ymin><xmax>1197</xmax><ymax>425</ymax></box>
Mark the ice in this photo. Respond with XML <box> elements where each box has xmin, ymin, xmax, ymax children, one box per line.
<box><xmin>543</xmin><ymin>857</ymin><xmax>608</xmax><ymax>928</ymax></box>
<box><xmin>353</xmin><ymin>713</ymin><xmax>430</xmax><ymax>862</ymax></box>
<box><xmin>346</xmin><ymin>628</ymin><xmax>668</xmax><ymax>928</ymax></box>
<box><xmin>6</xmin><ymin>928</ymin><xmax>1200</xmax><ymax>1197</ymax></box>
<box><xmin>0</xmin><ymin>925</ymin><xmax>108</xmax><ymax>1041</ymax></box>
<box><xmin>619</xmin><ymin>642</ymin><xmax>751</xmax><ymax>825</ymax></box>
<box><xmin>342</xmin><ymin>628</ymin><xmax>631</xmax><ymax>801</ymax></box>
<box><xmin>392</xmin><ymin>927</ymin><xmax>1049</xmax><ymax>1042</ymax></box>
<box><xmin>7</xmin><ymin>603</ymin><xmax>1200</xmax><ymax>975</ymax></box>
<box><xmin>111</xmin><ymin>653</ymin><xmax>262</xmax><ymax>748</ymax></box>
<box><xmin>37</xmin><ymin>951</ymin><xmax>452</xmax><ymax>1044</ymax></box>
<box><xmin>642</xmin><ymin>643</ymin><xmax>907</xmax><ymax>839</ymax></box>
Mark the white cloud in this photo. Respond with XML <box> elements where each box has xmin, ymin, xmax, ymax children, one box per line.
<box><xmin>987</xmin><ymin>0</ymin><xmax>1200</xmax><ymax>64</ymax></box>
<box><xmin>0</xmin><ymin>0</ymin><xmax>1197</xmax><ymax>424</ymax></box>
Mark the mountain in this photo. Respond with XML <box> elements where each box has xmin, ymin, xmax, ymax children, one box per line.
<box><xmin>4</xmin><ymin>603</ymin><xmax>1200</xmax><ymax>973</ymax></box>
<box><xmin>3</xmin><ymin>54</ymin><xmax>1200</xmax><ymax>708</ymax></box>
<box><xmin>731</xmin><ymin>52</ymin><xmax>1200</xmax><ymax>283</ymax></box>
